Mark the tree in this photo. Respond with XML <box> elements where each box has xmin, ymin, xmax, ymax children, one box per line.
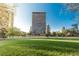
<box><xmin>0</xmin><ymin>28</ymin><xmax>7</xmax><ymax>38</ymax></box>
<box><xmin>52</xmin><ymin>32</ymin><xmax>56</xmax><ymax>36</ymax></box>
<box><xmin>63</xmin><ymin>4</ymin><xmax>79</xmax><ymax>25</ymax></box>
<box><xmin>72</xmin><ymin>24</ymin><xmax>78</xmax><ymax>33</ymax></box>
<box><xmin>7</xmin><ymin>27</ymin><xmax>13</xmax><ymax>36</ymax></box>
<box><xmin>7</xmin><ymin>27</ymin><xmax>25</xmax><ymax>36</ymax></box>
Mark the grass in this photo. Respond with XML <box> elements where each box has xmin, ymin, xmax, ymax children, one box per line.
<box><xmin>0</xmin><ymin>38</ymin><xmax>79</xmax><ymax>56</ymax></box>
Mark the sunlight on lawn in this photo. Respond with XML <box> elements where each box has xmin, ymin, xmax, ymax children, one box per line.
<box><xmin>0</xmin><ymin>38</ymin><xmax>79</xmax><ymax>56</ymax></box>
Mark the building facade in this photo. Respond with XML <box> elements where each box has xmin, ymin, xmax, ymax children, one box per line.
<box><xmin>0</xmin><ymin>3</ymin><xmax>14</xmax><ymax>30</ymax></box>
<box><xmin>0</xmin><ymin>3</ymin><xmax>14</xmax><ymax>38</ymax></box>
<box><xmin>32</xmin><ymin>12</ymin><xmax>46</xmax><ymax>35</ymax></box>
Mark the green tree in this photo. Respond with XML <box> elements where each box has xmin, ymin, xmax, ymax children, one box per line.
<box><xmin>0</xmin><ymin>28</ymin><xmax>7</xmax><ymax>38</ymax></box>
<box><xmin>52</xmin><ymin>32</ymin><xmax>56</xmax><ymax>36</ymax></box>
<box><xmin>7</xmin><ymin>27</ymin><xmax>26</xmax><ymax>36</ymax></box>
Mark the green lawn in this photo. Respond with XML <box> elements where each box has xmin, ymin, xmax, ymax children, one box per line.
<box><xmin>0</xmin><ymin>38</ymin><xmax>79</xmax><ymax>56</ymax></box>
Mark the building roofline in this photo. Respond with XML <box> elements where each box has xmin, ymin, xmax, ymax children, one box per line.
<box><xmin>32</xmin><ymin>12</ymin><xmax>46</xmax><ymax>14</ymax></box>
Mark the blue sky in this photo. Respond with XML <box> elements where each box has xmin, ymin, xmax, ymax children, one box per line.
<box><xmin>14</xmin><ymin>3</ymin><xmax>76</xmax><ymax>32</ymax></box>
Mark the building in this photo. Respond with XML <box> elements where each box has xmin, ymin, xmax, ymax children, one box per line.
<box><xmin>61</xmin><ymin>26</ymin><xmax>66</xmax><ymax>33</ymax></box>
<box><xmin>0</xmin><ymin>3</ymin><xmax>15</xmax><ymax>38</ymax></box>
<box><xmin>32</xmin><ymin>12</ymin><xmax>46</xmax><ymax>35</ymax></box>
<box><xmin>46</xmin><ymin>25</ymin><xmax>50</xmax><ymax>35</ymax></box>
<box><xmin>0</xmin><ymin>3</ymin><xmax>14</xmax><ymax>29</ymax></box>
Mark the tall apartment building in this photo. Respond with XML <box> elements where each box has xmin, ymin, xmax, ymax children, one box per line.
<box><xmin>32</xmin><ymin>12</ymin><xmax>46</xmax><ymax>35</ymax></box>
<box><xmin>0</xmin><ymin>3</ymin><xmax>14</xmax><ymax>30</ymax></box>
